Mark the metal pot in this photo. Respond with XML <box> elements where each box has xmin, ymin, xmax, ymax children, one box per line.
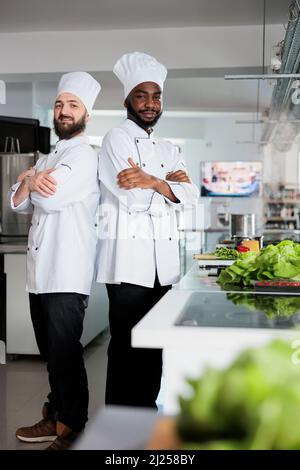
<box><xmin>229</xmin><ymin>214</ymin><xmax>256</xmax><ymax>239</ymax></box>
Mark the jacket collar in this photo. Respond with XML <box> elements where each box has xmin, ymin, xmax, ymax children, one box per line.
<box><xmin>123</xmin><ymin>119</ymin><xmax>154</xmax><ymax>139</ymax></box>
<box><xmin>54</xmin><ymin>133</ymin><xmax>89</xmax><ymax>152</ymax></box>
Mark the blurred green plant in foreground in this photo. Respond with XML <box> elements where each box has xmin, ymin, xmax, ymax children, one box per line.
<box><xmin>177</xmin><ymin>340</ymin><xmax>300</xmax><ymax>449</ymax></box>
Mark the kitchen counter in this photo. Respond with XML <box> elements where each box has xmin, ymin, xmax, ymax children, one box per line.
<box><xmin>0</xmin><ymin>243</ymin><xmax>109</xmax><ymax>362</ymax></box>
<box><xmin>0</xmin><ymin>243</ymin><xmax>27</xmax><ymax>254</ymax></box>
<box><xmin>0</xmin><ymin>243</ymin><xmax>27</xmax><ymax>363</ymax></box>
<box><xmin>132</xmin><ymin>263</ymin><xmax>300</xmax><ymax>414</ymax></box>
<box><xmin>176</xmin><ymin>263</ymin><xmax>229</xmax><ymax>291</ymax></box>
<box><xmin>73</xmin><ymin>406</ymin><xmax>157</xmax><ymax>450</ymax></box>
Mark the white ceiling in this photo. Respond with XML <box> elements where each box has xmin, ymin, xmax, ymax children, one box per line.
<box><xmin>0</xmin><ymin>0</ymin><xmax>292</xmax><ymax>113</ymax></box>
<box><xmin>0</xmin><ymin>0</ymin><xmax>291</xmax><ymax>33</ymax></box>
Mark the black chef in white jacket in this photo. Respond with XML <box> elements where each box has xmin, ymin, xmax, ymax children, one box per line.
<box><xmin>9</xmin><ymin>72</ymin><xmax>101</xmax><ymax>450</ymax></box>
<box><xmin>97</xmin><ymin>52</ymin><xmax>199</xmax><ymax>408</ymax></box>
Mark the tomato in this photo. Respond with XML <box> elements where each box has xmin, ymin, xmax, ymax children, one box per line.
<box><xmin>237</xmin><ymin>245</ymin><xmax>250</xmax><ymax>253</ymax></box>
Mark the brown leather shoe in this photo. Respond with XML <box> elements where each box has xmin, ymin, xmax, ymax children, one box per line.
<box><xmin>45</xmin><ymin>421</ymin><xmax>79</xmax><ymax>450</ymax></box>
<box><xmin>16</xmin><ymin>404</ymin><xmax>57</xmax><ymax>443</ymax></box>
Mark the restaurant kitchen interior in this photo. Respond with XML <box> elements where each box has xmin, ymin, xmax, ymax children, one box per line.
<box><xmin>1</xmin><ymin>0</ymin><xmax>300</xmax><ymax>452</ymax></box>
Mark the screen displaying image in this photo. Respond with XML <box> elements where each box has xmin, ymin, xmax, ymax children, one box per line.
<box><xmin>200</xmin><ymin>161</ymin><xmax>263</xmax><ymax>197</ymax></box>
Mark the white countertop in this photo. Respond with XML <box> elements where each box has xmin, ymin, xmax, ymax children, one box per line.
<box><xmin>132</xmin><ymin>263</ymin><xmax>300</xmax><ymax>352</ymax></box>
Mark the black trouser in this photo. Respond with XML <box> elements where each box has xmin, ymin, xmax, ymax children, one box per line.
<box><xmin>29</xmin><ymin>293</ymin><xmax>88</xmax><ymax>432</ymax></box>
<box><xmin>105</xmin><ymin>278</ymin><xmax>171</xmax><ymax>408</ymax></box>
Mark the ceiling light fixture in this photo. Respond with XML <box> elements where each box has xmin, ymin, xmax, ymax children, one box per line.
<box><xmin>225</xmin><ymin>0</ymin><xmax>300</xmax><ymax>82</ymax></box>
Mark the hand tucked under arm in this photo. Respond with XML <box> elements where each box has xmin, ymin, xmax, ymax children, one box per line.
<box><xmin>17</xmin><ymin>166</ymin><xmax>36</xmax><ymax>183</ymax></box>
<box><xmin>28</xmin><ymin>169</ymin><xmax>57</xmax><ymax>197</ymax></box>
<box><xmin>13</xmin><ymin>168</ymin><xmax>57</xmax><ymax>207</ymax></box>
<box><xmin>166</xmin><ymin>170</ymin><xmax>191</xmax><ymax>184</ymax></box>
<box><xmin>117</xmin><ymin>158</ymin><xmax>179</xmax><ymax>202</ymax></box>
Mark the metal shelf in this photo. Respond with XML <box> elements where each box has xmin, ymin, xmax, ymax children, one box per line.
<box><xmin>265</xmin><ymin>199</ymin><xmax>300</xmax><ymax>204</ymax></box>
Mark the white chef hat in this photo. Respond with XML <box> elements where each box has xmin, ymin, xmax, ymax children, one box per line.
<box><xmin>56</xmin><ymin>71</ymin><xmax>101</xmax><ymax>115</ymax></box>
<box><xmin>113</xmin><ymin>52</ymin><xmax>167</xmax><ymax>99</ymax></box>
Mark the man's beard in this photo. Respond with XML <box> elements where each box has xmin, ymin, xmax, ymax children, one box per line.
<box><xmin>54</xmin><ymin>114</ymin><xmax>87</xmax><ymax>139</ymax></box>
<box><xmin>126</xmin><ymin>101</ymin><xmax>162</xmax><ymax>128</ymax></box>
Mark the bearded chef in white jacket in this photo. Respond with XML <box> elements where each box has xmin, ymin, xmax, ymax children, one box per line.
<box><xmin>9</xmin><ymin>72</ymin><xmax>101</xmax><ymax>450</ymax></box>
<box><xmin>97</xmin><ymin>52</ymin><xmax>199</xmax><ymax>408</ymax></box>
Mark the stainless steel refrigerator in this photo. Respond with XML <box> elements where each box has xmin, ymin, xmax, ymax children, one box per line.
<box><xmin>0</xmin><ymin>152</ymin><xmax>36</xmax><ymax>241</ymax></box>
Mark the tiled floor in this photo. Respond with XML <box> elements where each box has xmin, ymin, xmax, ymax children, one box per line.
<box><xmin>0</xmin><ymin>254</ymin><xmax>195</xmax><ymax>451</ymax></box>
<box><xmin>0</xmin><ymin>329</ymin><xmax>109</xmax><ymax>450</ymax></box>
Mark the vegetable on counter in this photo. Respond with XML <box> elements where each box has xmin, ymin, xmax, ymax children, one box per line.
<box><xmin>177</xmin><ymin>340</ymin><xmax>300</xmax><ymax>449</ymax></box>
<box><xmin>227</xmin><ymin>292</ymin><xmax>300</xmax><ymax>318</ymax></box>
<box><xmin>237</xmin><ymin>245</ymin><xmax>250</xmax><ymax>253</ymax></box>
<box><xmin>218</xmin><ymin>240</ymin><xmax>300</xmax><ymax>287</ymax></box>
<box><xmin>209</xmin><ymin>247</ymin><xmax>240</xmax><ymax>259</ymax></box>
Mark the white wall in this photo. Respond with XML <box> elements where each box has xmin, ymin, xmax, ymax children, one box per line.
<box><xmin>0</xmin><ymin>82</ymin><xmax>33</xmax><ymax>118</ymax></box>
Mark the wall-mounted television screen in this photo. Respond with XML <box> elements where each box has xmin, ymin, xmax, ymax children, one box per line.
<box><xmin>200</xmin><ymin>161</ymin><xmax>263</xmax><ymax>197</ymax></box>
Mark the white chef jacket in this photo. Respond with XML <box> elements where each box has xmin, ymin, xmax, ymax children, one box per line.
<box><xmin>97</xmin><ymin>119</ymin><xmax>199</xmax><ymax>287</ymax></box>
<box><xmin>10</xmin><ymin>134</ymin><xmax>100</xmax><ymax>295</ymax></box>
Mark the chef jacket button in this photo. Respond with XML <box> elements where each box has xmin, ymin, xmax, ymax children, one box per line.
<box><xmin>161</xmin><ymin>164</ymin><xmax>164</xmax><ymax>167</ymax></box>
<box><xmin>35</xmin><ymin>247</ymin><xmax>38</xmax><ymax>250</ymax></box>
<box><xmin>136</xmin><ymin>139</ymin><xmax>139</xmax><ymax>143</ymax></box>
<box><xmin>55</xmin><ymin>150</ymin><xmax>57</xmax><ymax>154</ymax></box>
<box><xmin>128</xmin><ymin>212</ymin><xmax>131</xmax><ymax>215</ymax></box>
<box><xmin>132</xmin><ymin>235</ymin><xmax>135</xmax><ymax>239</ymax></box>
<box><xmin>142</xmin><ymin>163</ymin><xmax>146</xmax><ymax>167</ymax></box>
<box><xmin>153</xmin><ymin>141</ymin><xmax>155</xmax><ymax>144</ymax></box>
<box><xmin>169</xmin><ymin>237</ymin><xmax>172</xmax><ymax>241</ymax></box>
<box><xmin>27</xmin><ymin>247</ymin><xmax>29</xmax><ymax>251</ymax></box>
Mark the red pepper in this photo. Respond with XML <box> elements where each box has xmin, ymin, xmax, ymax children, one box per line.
<box><xmin>237</xmin><ymin>245</ymin><xmax>250</xmax><ymax>253</ymax></box>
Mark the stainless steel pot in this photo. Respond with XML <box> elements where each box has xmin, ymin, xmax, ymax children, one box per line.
<box><xmin>229</xmin><ymin>213</ymin><xmax>256</xmax><ymax>239</ymax></box>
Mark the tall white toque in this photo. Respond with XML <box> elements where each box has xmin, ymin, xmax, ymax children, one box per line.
<box><xmin>113</xmin><ymin>52</ymin><xmax>167</xmax><ymax>99</ymax></box>
<box><xmin>56</xmin><ymin>71</ymin><xmax>101</xmax><ymax>115</ymax></box>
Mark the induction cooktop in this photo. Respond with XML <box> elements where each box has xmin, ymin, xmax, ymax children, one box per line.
<box><xmin>175</xmin><ymin>291</ymin><xmax>300</xmax><ymax>330</ymax></box>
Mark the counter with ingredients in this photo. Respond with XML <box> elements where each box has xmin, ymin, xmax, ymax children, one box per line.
<box><xmin>132</xmin><ymin>240</ymin><xmax>300</xmax><ymax>417</ymax></box>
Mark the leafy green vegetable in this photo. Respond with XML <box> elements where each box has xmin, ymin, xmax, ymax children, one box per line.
<box><xmin>177</xmin><ymin>340</ymin><xmax>300</xmax><ymax>449</ymax></box>
<box><xmin>210</xmin><ymin>247</ymin><xmax>240</xmax><ymax>259</ymax></box>
<box><xmin>227</xmin><ymin>293</ymin><xmax>300</xmax><ymax>318</ymax></box>
<box><xmin>218</xmin><ymin>240</ymin><xmax>300</xmax><ymax>287</ymax></box>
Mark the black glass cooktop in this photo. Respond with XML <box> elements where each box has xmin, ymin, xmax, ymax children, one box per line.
<box><xmin>175</xmin><ymin>292</ymin><xmax>300</xmax><ymax>329</ymax></box>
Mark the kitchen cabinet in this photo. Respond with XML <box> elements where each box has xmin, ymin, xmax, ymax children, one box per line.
<box><xmin>4</xmin><ymin>253</ymin><xmax>109</xmax><ymax>356</ymax></box>
<box><xmin>0</xmin><ymin>267</ymin><xmax>5</xmax><ymax>364</ymax></box>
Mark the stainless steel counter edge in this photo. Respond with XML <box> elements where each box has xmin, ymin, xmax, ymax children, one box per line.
<box><xmin>0</xmin><ymin>244</ymin><xmax>27</xmax><ymax>254</ymax></box>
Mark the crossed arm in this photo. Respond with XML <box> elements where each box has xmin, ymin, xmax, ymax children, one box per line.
<box><xmin>13</xmin><ymin>156</ymin><xmax>191</xmax><ymax>208</ymax></box>
<box><xmin>12</xmin><ymin>167</ymin><xmax>57</xmax><ymax>207</ymax></box>
<box><xmin>117</xmin><ymin>157</ymin><xmax>191</xmax><ymax>202</ymax></box>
